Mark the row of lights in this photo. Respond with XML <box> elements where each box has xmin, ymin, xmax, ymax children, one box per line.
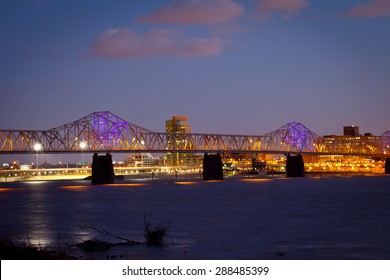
<box><xmin>33</xmin><ymin>141</ymin><xmax>88</xmax><ymax>168</ymax></box>
<box><xmin>33</xmin><ymin>141</ymin><xmax>88</xmax><ymax>151</ymax></box>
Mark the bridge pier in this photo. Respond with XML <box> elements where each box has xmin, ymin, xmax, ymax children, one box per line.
<box><xmin>92</xmin><ymin>153</ymin><xmax>115</xmax><ymax>185</ymax></box>
<box><xmin>286</xmin><ymin>154</ymin><xmax>305</xmax><ymax>177</ymax></box>
<box><xmin>385</xmin><ymin>158</ymin><xmax>390</xmax><ymax>174</ymax></box>
<box><xmin>202</xmin><ymin>152</ymin><xmax>223</xmax><ymax>181</ymax></box>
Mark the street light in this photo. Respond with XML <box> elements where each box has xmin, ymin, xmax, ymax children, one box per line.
<box><xmin>34</xmin><ymin>143</ymin><xmax>42</xmax><ymax>169</ymax></box>
<box><xmin>141</xmin><ymin>140</ymin><xmax>145</xmax><ymax>168</ymax></box>
<box><xmin>80</xmin><ymin>142</ymin><xmax>87</xmax><ymax>166</ymax></box>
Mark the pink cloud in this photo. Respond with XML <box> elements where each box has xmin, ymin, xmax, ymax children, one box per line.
<box><xmin>89</xmin><ymin>28</ymin><xmax>229</xmax><ymax>59</ymax></box>
<box><xmin>348</xmin><ymin>0</ymin><xmax>390</xmax><ymax>17</ymax></box>
<box><xmin>138</xmin><ymin>0</ymin><xmax>244</xmax><ymax>25</ymax></box>
<box><xmin>257</xmin><ymin>0</ymin><xmax>310</xmax><ymax>15</ymax></box>
<box><xmin>208</xmin><ymin>22</ymin><xmax>256</xmax><ymax>35</ymax></box>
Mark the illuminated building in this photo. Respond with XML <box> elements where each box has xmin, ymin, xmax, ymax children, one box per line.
<box><xmin>307</xmin><ymin>125</ymin><xmax>384</xmax><ymax>173</ymax></box>
<box><xmin>124</xmin><ymin>153</ymin><xmax>156</xmax><ymax>167</ymax></box>
<box><xmin>166</xmin><ymin>115</ymin><xmax>190</xmax><ymax>134</ymax></box>
<box><xmin>165</xmin><ymin>115</ymin><xmax>198</xmax><ymax>166</ymax></box>
<box><xmin>321</xmin><ymin>132</ymin><xmax>381</xmax><ymax>155</ymax></box>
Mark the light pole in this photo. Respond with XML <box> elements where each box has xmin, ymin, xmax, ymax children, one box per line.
<box><xmin>34</xmin><ymin>143</ymin><xmax>42</xmax><ymax>169</ymax></box>
<box><xmin>141</xmin><ymin>140</ymin><xmax>145</xmax><ymax>168</ymax></box>
<box><xmin>80</xmin><ymin>142</ymin><xmax>87</xmax><ymax>166</ymax></box>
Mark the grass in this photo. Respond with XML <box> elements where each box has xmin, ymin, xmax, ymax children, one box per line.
<box><xmin>144</xmin><ymin>215</ymin><xmax>169</xmax><ymax>245</ymax></box>
<box><xmin>0</xmin><ymin>236</ymin><xmax>73</xmax><ymax>260</ymax></box>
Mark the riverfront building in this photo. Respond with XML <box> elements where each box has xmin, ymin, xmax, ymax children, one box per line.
<box><xmin>165</xmin><ymin>115</ymin><xmax>199</xmax><ymax>166</ymax></box>
<box><xmin>300</xmin><ymin>125</ymin><xmax>384</xmax><ymax>173</ymax></box>
<box><xmin>320</xmin><ymin>125</ymin><xmax>382</xmax><ymax>155</ymax></box>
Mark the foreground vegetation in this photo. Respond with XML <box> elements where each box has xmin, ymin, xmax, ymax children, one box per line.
<box><xmin>1</xmin><ymin>216</ymin><xmax>169</xmax><ymax>260</ymax></box>
<box><xmin>0</xmin><ymin>237</ymin><xmax>73</xmax><ymax>260</ymax></box>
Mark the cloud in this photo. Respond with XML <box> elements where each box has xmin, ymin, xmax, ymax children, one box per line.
<box><xmin>208</xmin><ymin>22</ymin><xmax>257</xmax><ymax>35</ymax></box>
<box><xmin>256</xmin><ymin>0</ymin><xmax>310</xmax><ymax>18</ymax></box>
<box><xmin>89</xmin><ymin>28</ymin><xmax>229</xmax><ymax>59</ymax></box>
<box><xmin>348</xmin><ymin>0</ymin><xmax>390</xmax><ymax>17</ymax></box>
<box><xmin>138</xmin><ymin>0</ymin><xmax>244</xmax><ymax>25</ymax></box>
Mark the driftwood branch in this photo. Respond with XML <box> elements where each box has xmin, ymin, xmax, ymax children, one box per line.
<box><xmin>70</xmin><ymin>226</ymin><xmax>144</xmax><ymax>251</ymax></box>
<box><xmin>85</xmin><ymin>226</ymin><xmax>141</xmax><ymax>244</ymax></box>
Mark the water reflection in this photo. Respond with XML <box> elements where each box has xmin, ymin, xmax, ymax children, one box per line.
<box><xmin>59</xmin><ymin>185</ymin><xmax>89</xmax><ymax>191</ymax></box>
<box><xmin>0</xmin><ymin>187</ymin><xmax>25</xmax><ymax>192</ymax></box>
<box><xmin>24</xmin><ymin>185</ymin><xmax>52</xmax><ymax>247</ymax></box>
<box><xmin>240</xmin><ymin>178</ymin><xmax>272</xmax><ymax>183</ymax></box>
<box><xmin>103</xmin><ymin>183</ymin><xmax>146</xmax><ymax>187</ymax></box>
<box><xmin>1</xmin><ymin>177</ymin><xmax>390</xmax><ymax>259</ymax></box>
<box><xmin>174</xmin><ymin>182</ymin><xmax>199</xmax><ymax>185</ymax></box>
<box><xmin>17</xmin><ymin>182</ymin><xmax>95</xmax><ymax>248</ymax></box>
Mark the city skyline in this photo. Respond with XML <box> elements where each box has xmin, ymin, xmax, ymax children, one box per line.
<box><xmin>1</xmin><ymin>0</ymin><xmax>390</xmax><ymax>137</ymax></box>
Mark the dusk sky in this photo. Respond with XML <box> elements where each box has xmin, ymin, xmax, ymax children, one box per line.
<box><xmin>1</xmin><ymin>0</ymin><xmax>390</xmax><ymax>138</ymax></box>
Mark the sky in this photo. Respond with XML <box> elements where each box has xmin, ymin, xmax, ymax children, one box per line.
<box><xmin>1</xmin><ymin>0</ymin><xmax>390</xmax><ymax>140</ymax></box>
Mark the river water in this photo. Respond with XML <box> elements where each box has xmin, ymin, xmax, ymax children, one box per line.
<box><xmin>0</xmin><ymin>175</ymin><xmax>389</xmax><ymax>260</ymax></box>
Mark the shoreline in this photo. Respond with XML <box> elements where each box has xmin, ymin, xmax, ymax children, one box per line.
<box><xmin>1</xmin><ymin>171</ymin><xmax>388</xmax><ymax>184</ymax></box>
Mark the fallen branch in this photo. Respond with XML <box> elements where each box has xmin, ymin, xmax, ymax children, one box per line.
<box><xmin>70</xmin><ymin>239</ymin><xmax>112</xmax><ymax>251</ymax></box>
<box><xmin>85</xmin><ymin>226</ymin><xmax>142</xmax><ymax>245</ymax></box>
<box><xmin>70</xmin><ymin>226</ymin><xmax>144</xmax><ymax>251</ymax></box>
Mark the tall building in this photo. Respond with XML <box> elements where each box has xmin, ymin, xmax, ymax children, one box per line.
<box><xmin>166</xmin><ymin>115</ymin><xmax>190</xmax><ymax>134</ymax></box>
<box><xmin>343</xmin><ymin>125</ymin><xmax>359</xmax><ymax>136</ymax></box>
<box><xmin>165</xmin><ymin>115</ymin><xmax>196</xmax><ymax>166</ymax></box>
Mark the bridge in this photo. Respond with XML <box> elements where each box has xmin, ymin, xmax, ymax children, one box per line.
<box><xmin>0</xmin><ymin>111</ymin><xmax>389</xmax><ymax>156</ymax></box>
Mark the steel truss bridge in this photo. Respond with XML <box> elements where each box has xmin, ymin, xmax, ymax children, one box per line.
<box><xmin>1</xmin><ymin>111</ymin><xmax>389</xmax><ymax>157</ymax></box>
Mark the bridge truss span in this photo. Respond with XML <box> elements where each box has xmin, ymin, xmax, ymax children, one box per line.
<box><xmin>0</xmin><ymin>111</ymin><xmax>152</xmax><ymax>154</ymax></box>
<box><xmin>0</xmin><ymin>111</ymin><xmax>389</xmax><ymax>157</ymax></box>
<box><xmin>142</xmin><ymin>132</ymin><xmax>266</xmax><ymax>153</ymax></box>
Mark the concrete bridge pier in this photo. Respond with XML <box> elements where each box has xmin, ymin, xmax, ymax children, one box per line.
<box><xmin>385</xmin><ymin>157</ymin><xmax>390</xmax><ymax>174</ymax></box>
<box><xmin>92</xmin><ymin>153</ymin><xmax>115</xmax><ymax>185</ymax></box>
<box><xmin>286</xmin><ymin>154</ymin><xmax>305</xmax><ymax>177</ymax></box>
<box><xmin>202</xmin><ymin>152</ymin><xmax>223</xmax><ymax>181</ymax></box>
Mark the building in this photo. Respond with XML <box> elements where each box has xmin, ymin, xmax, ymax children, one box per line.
<box><xmin>166</xmin><ymin>115</ymin><xmax>190</xmax><ymax>134</ymax></box>
<box><xmin>343</xmin><ymin>125</ymin><xmax>359</xmax><ymax>136</ymax></box>
<box><xmin>165</xmin><ymin>115</ymin><xmax>198</xmax><ymax>166</ymax></box>
<box><xmin>321</xmin><ymin>125</ymin><xmax>381</xmax><ymax>155</ymax></box>
<box><xmin>305</xmin><ymin>125</ymin><xmax>384</xmax><ymax>173</ymax></box>
<box><xmin>124</xmin><ymin>153</ymin><xmax>156</xmax><ymax>167</ymax></box>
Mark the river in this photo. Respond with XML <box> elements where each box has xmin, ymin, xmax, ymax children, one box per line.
<box><xmin>0</xmin><ymin>175</ymin><xmax>389</xmax><ymax>259</ymax></box>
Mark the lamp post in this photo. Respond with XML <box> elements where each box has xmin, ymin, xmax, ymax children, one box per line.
<box><xmin>80</xmin><ymin>142</ymin><xmax>87</xmax><ymax>166</ymax></box>
<box><xmin>34</xmin><ymin>143</ymin><xmax>42</xmax><ymax>170</ymax></box>
<box><xmin>141</xmin><ymin>140</ymin><xmax>145</xmax><ymax>168</ymax></box>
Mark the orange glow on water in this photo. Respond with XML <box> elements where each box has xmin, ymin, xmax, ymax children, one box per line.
<box><xmin>174</xmin><ymin>181</ymin><xmax>199</xmax><ymax>185</ymax></box>
<box><xmin>240</xmin><ymin>178</ymin><xmax>272</xmax><ymax>183</ymax></box>
<box><xmin>203</xmin><ymin>180</ymin><xmax>224</xmax><ymax>183</ymax></box>
<box><xmin>59</xmin><ymin>185</ymin><xmax>89</xmax><ymax>191</ymax></box>
<box><xmin>0</xmin><ymin>187</ymin><xmax>25</xmax><ymax>192</ymax></box>
<box><xmin>103</xmin><ymin>183</ymin><xmax>146</xmax><ymax>187</ymax></box>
